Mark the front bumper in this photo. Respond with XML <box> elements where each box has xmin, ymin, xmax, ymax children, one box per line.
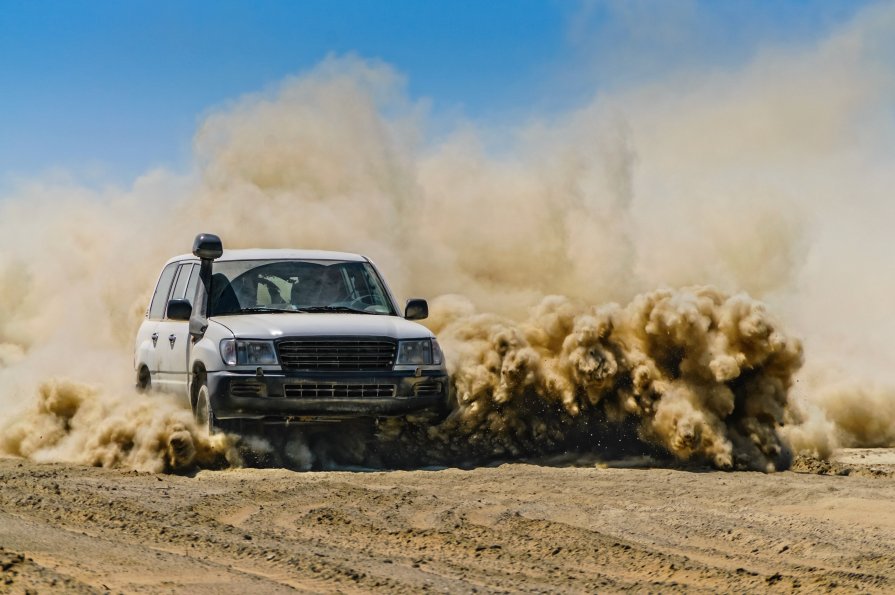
<box><xmin>207</xmin><ymin>368</ymin><xmax>449</xmax><ymax>422</ymax></box>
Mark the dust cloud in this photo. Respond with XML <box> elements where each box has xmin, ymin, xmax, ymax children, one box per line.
<box><xmin>2</xmin><ymin>4</ymin><xmax>894</xmax><ymax>471</ymax></box>
<box><xmin>379</xmin><ymin>289</ymin><xmax>802</xmax><ymax>472</ymax></box>
<box><xmin>1</xmin><ymin>379</ymin><xmax>235</xmax><ymax>472</ymax></box>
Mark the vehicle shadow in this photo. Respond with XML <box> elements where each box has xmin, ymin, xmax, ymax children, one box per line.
<box><xmin>215</xmin><ymin>418</ymin><xmax>729</xmax><ymax>474</ymax></box>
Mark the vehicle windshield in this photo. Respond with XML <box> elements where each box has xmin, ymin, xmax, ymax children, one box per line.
<box><xmin>208</xmin><ymin>259</ymin><xmax>396</xmax><ymax>316</ymax></box>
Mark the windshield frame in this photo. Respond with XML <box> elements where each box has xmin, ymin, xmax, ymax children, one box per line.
<box><xmin>207</xmin><ymin>258</ymin><xmax>400</xmax><ymax>317</ymax></box>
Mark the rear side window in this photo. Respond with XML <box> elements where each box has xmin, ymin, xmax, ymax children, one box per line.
<box><xmin>149</xmin><ymin>263</ymin><xmax>178</xmax><ymax>320</ymax></box>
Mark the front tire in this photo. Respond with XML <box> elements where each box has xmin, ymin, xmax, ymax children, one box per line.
<box><xmin>194</xmin><ymin>384</ymin><xmax>216</xmax><ymax>434</ymax></box>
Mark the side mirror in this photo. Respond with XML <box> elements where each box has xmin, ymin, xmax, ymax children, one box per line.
<box><xmin>192</xmin><ymin>233</ymin><xmax>223</xmax><ymax>260</ymax></box>
<box><xmin>404</xmin><ymin>298</ymin><xmax>428</xmax><ymax>320</ymax></box>
<box><xmin>167</xmin><ymin>299</ymin><xmax>193</xmax><ymax>321</ymax></box>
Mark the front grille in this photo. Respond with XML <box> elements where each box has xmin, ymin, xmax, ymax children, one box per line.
<box><xmin>284</xmin><ymin>384</ymin><xmax>396</xmax><ymax>399</ymax></box>
<box><xmin>413</xmin><ymin>381</ymin><xmax>443</xmax><ymax>397</ymax></box>
<box><xmin>230</xmin><ymin>380</ymin><xmax>264</xmax><ymax>398</ymax></box>
<box><xmin>277</xmin><ymin>339</ymin><xmax>396</xmax><ymax>371</ymax></box>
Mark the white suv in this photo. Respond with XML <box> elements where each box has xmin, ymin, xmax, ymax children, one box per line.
<box><xmin>134</xmin><ymin>233</ymin><xmax>449</xmax><ymax>432</ymax></box>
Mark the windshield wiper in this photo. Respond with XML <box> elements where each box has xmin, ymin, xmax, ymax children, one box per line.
<box><xmin>237</xmin><ymin>306</ymin><xmax>302</xmax><ymax>314</ymax></box>
<box><xmin>293</xmin><ymin>306</ymin><xmax>379</xmax><ymax>315</ymax></box>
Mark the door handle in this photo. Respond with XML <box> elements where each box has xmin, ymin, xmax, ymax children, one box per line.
<box><xmin>151</xmin><ymin>332</ymin><xmax>159</xmax><ymax>347</ymax></box>
<box><xmin>169</xmin><ymin>334</ymin><xmax>177</xmax><ymax>348</ymax></box>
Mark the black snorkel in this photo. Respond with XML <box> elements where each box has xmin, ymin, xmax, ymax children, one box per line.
<box><xmin>189</xmin><ymin>233</ymin><xmax>223</xmax><ymax>339</ymax></box>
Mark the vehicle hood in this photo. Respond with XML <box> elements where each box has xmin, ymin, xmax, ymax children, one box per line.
<box><xmin>211</xmin><ymin>313</ymin><xmax>434</xmax><ymax>341</ymax></box>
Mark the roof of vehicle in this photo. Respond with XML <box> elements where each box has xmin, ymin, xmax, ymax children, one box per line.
<box><xmin>164</xmin><ymin>248</ymin><xmax>368</xmax><ymax>266</ymax></box>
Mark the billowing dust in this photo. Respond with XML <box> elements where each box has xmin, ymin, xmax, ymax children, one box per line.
<box><xmin>2</xmin><ymin>4</ymin><xmax>894</xmax><ymax>471</ymax></box>
<box><xmin>1</xmin><ymin>379</ymin><xmax>235</xmax><ymax>472</ymax></box>
<box><xmin>376</xmin><ymin>289</ymin><xmax>802</xmax><ymax>472</ymax></box>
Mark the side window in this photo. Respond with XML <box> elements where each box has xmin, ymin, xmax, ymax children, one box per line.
<box><xmin>360</xmin><ymin>265</ymin><xmax>388</xmax><ymax>304</ymax></box>
<box><xmin>257</xmin><ymin>282</ymin><xmax>271</xmax><ymax>306</ymax></box>
<box><xmin>266</xmin><ymin>276</ymin><xmax>291</xmax><ymax>305</ymax></box>
<box><xmin>172</xmin><ymin>263</ymin><xmax>195</xmax><ymax>300</ymax></box>
<box><xmin>148</xmin><ymin>263</ymin><xmax>178</xmax><ymax>320</ymax></box>
<box><xmin>183</xmin><ymin>264</ymin><xmax>199</xmax><ymax>306</ymax></box>
<box><xmin>347</xmin><ymin>266</ymin><xmax>371</xmax><ymax>298</ymax></box>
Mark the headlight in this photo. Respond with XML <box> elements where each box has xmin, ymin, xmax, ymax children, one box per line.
<box><xmin>220</xmin><ymin>339</ymin><xmax>278</xmax><ymax>366</ymax></box>
<box><xmin>431</xmin><ymin>338</ymin><xmax>444</xmax><ymax>365</ymax></box>
<box><xmin>396</xmin><ymin>338</ymin><xmax>443</xmax><ymax>365</ymax></box>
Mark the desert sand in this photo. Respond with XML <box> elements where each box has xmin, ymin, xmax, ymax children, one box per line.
<box><xmin>1</xmin><ymin>449</ymin><xmax>893</xmax><ymax>594</ymax></box>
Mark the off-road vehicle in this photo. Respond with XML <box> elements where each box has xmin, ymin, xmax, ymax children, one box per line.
<box><xmin>134</xmin><ymin>233</ymin><xmax>449</xmax><ymax>432</ymax></box>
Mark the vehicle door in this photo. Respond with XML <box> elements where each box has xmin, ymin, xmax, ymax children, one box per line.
<box><xmin>136</xmin><ymin>262</ymin><xmax>179</xmax><ymax>389</ymax></box>
<box><xmin>156</xmin><ymin>261</ymin><xmax>198</xmax><ymax>400</ymax></box>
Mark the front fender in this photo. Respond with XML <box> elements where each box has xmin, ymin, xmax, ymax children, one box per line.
<box><xmin>189</xmin><ymin>319</ymin><xmax>233</xmax><ymax>374</ymax></box>
<box><xmin>191</xmin><ymin>335</ymin><xmax>226</xmax><ymax>373</ymax></box>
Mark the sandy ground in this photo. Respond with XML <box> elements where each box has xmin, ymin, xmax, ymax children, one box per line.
<box><xmin>1</xmin><ymin>450</ymin><xmax>894</xmax><ymax>594</ymax></box>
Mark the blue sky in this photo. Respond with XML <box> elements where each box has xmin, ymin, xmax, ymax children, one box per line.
<box><xmin>0</xmin><ymin>0</ymin><xmax>873</xmax><ymax>189</ymax></box>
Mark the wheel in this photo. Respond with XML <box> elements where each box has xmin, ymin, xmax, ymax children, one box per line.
<box><xmin>194</xmin><ymin>383</ymin><xmax>216</xmax><ymax>434</ymax></box>
<box><xmin>433</xmin><ymin>385</ymin><xmax>458</xmax><ymax>423</ymax></box>
<box><xmin>136</xmin><ymin>366</ymin><xmax>151</xmax><ymax>393</ymax></box>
